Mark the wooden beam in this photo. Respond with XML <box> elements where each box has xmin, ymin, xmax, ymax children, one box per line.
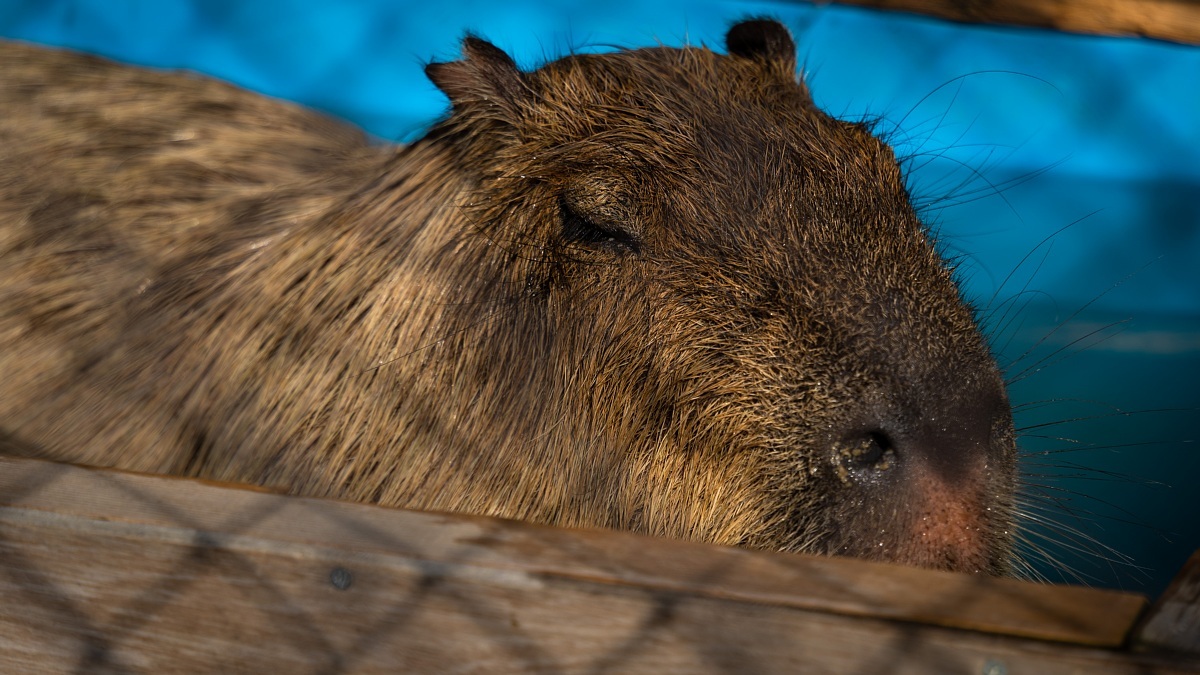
<box><xmin>0</xmin><ymin>456</ymin><xmax>1194</xmax><ymax>673</ymax></box>
<box><xmin>1134</xmin><ymin>550</ymin><xmax>1200</xmax><ymax>655</ymax></box>
<box><xmin>817</xmin><ymin>0</ymin><xmax>1200</xmax><ymax>45</ymax></box>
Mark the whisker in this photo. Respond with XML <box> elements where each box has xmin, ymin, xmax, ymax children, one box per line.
<box><xmin>1015</xmin><ymin>406</ymin><xmax>1192</xmax><ymax>432</ymax></box>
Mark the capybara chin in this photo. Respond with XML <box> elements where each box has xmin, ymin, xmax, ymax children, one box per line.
<box><xmin>0</xmin><ymin>19</ymin><xmax>1017</xmax><ymax>574</ymax></box>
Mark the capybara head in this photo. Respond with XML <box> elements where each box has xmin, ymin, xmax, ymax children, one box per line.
<box><xmin>409</xmin><ymin>19</ymin><xmax>1017</xmax><ymax>572</ymax></box>
<box><xmin>0</xmin><ymin>19</ymin><xmax>1016</xmax><ymax>573</ymax></box>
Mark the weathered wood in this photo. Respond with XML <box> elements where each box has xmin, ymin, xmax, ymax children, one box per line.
<box><xmin>1134</xmin><ymin>550</ymin><xmax>1200</xmax><ymax>655</ymax></box>
<box><xmin>0</xmin><ymin>456</ymin><xmax>1145</xmax><ymax>643</ymax></box>
<box><xmin>0</xmin><ymin>456</ymin><xmax>1192</xmax><ymax>673</ymax></box>
<box><xmin>820</xmin><ymin>0</ymin><xmax>1200</xmax><ymax>45</ymax></box>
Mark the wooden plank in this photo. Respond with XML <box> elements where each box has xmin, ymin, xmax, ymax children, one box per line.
<box><xmin>0</xmin><ymin>456</ymin><xmax>1190</xmax><ymax>673</ymax></box>
<box><xmin>1134</xmin><ymin>550</ymin><xmax>1200</xmax><ymax>655</ymax></box>
<box><xmin>0</xmin><ymin>456</ymin><xmax>1145</xmax><ymax>646</ymax></box>
<box><xmin>0</xmin><ymin>515</ymin><xmax>1195</xmax><ymax>674</ymax></box>
<box><xmin>821</xmin><ymin>0</ymin><xmax>1200</xmax><ymax>45</ymax></box>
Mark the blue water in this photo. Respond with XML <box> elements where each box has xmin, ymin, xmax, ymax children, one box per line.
<box><xmin>3</xmin><ymin>0</ymin><xmax>1197</xmax><ymax>597</ymax></box>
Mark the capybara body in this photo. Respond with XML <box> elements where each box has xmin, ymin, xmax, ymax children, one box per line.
<box><xmin>0</xmin><ymin>21</ymin><xmax>1017</xmax><ymax>573</ymax></box>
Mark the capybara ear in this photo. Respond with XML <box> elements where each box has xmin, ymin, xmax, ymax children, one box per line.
<box><xmin>426</xmin><ymin>36</ymin><xmax>528</xmax><ymax>127</ymax></box>
<box><xmin>725</xmin><ymin>19</ymin><xmax>797</xmax><ymax>74</ymax></box>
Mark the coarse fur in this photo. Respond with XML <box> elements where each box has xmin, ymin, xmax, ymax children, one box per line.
<box><xmin>0</xmin><ymin>20</ymin><xmax>1017</xmax><ymax>573</ymax></box>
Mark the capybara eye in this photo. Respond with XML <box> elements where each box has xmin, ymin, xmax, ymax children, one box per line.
<box><xmin>559</xmin><ymin>196</ymin><xmax>640</xmax><ymax>254</ymax></box>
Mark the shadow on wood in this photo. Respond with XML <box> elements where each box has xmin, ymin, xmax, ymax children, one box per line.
<box><xmin>0</xmin><ymin>456</ymin><xmax>1197</xmax><ymax>673</ymax></box>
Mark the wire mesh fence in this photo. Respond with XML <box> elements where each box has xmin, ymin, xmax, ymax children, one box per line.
<box><xmin>0</xmin><ymin>455</ymin><xmax>1170</xmax><ymax>674</ymax></box>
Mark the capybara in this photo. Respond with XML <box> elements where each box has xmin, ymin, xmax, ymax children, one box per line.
<box><xmin>0</xmin><ymin>19</ymin><xmax>1016</xmax><ymax>573</ymax></box>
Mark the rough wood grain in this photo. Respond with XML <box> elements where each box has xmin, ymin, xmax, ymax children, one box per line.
<box><xmin>1134</xmin><ymin>550</ymin><xmax>1200</xmax><ymax>655</ymax></box>
<box><xmin>0</xmin><ymin>456</ymin><xmax>1191</xmax><ymax>673</ymax></box>
<box><xmin>821</xmin><ymin>0</ymin><xmax>1200</xmax><ymax>45</ymax></box>
<box><xmin>0</xmin><ymin>456</ymin><xmax>1146</xmax><ymax>644</ymax></box>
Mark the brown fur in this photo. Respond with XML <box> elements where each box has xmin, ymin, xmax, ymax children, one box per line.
<box><xmin>0</xmin><ymin>20</ymin><xmax>1017</xmax><ymax>573</ymax></box>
